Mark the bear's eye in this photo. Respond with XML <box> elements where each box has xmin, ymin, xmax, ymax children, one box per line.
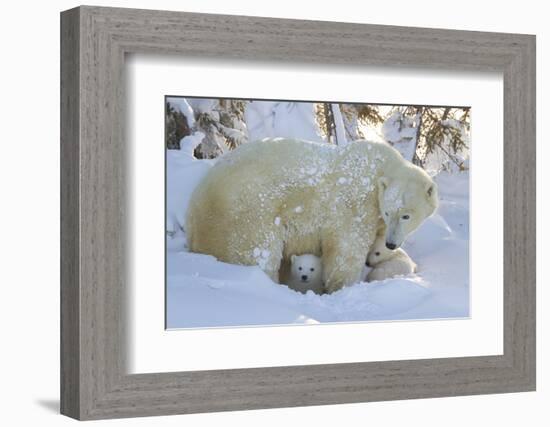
<box><xmin>384</xmin><ymin>212</ymin><xmax>389</xmax><ymax>217</ymax></box>
<box><xmin>310</xmin><ymin>268</ymin><xmax>314</xmax><ymax>272</ymax></box>
<box><xmin>375</xmin><ymin>251</ymin><xmax>380</xmax><ymax>256</ymax></box>
<box><xmin>298</xmin><ymin>267</ymin><xmax>302</xmax><ymax>271</ymax></box>
<box><xmin>402</xmin><ymin>214</ymin><xmax>410</xmax><ymax>220</ymax></box>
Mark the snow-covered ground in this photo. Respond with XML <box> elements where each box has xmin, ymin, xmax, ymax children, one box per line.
<box><xmin>166</xmin><ymin>142</ymin><xmax>469</xmax><ymax>329</ymax></box>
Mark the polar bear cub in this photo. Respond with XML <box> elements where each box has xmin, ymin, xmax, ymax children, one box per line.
<box><xmin>287</xmin><ymin>254</ymin><xmax>324</xmax><ymax>295</ymax></box>
<box><xmin>366</xmin><ymin>234</ymin><xmax>417</xmax><ymax>282</ymax></box>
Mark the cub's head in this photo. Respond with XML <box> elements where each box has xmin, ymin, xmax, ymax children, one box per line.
<box><xmin>290</xmin><ymin>254</ymin><xmax>322</xmax><ymax>284</ymax></box>
<box><xmin>377</xmin><ymin>167</ymin><xmax>438</xmax><ymax>249</ymax></box>
<box><xmin>366</xmin><ymin>234</ymin><xmax>395</xmax><ymax>267</ymax></box>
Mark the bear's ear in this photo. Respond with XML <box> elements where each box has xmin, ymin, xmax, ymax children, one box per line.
<box><xmin>425</xmin><ymin>182</ymin><xmax>438</xmax><ymax>207</ymax></box>
<box><xmin>427</xmin><ymin>185</ymin><xmax>434</xmax><ymax>197</ymax></box>
<box><xmin>426</xmin><ymin>182</ymin><xmax>437</xmax><ymax>198</ymax></box>
<box><xmin>377</xmin><ymin>177</ymin><xmax>389</xmax><ymax>192</ymax></box>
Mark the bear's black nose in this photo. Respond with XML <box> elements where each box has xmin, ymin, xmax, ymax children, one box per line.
<box><xmin>385</xmin><ymin>242</ymin><xmax>397</xmax><ymax>250</ymax></box>
<box><xmin>301</xmin><ymin>275</ymin><xmax>308</xmax><ymax>281</ymax></box>
<box><xmin>365</xmin><ymin>260</ymin><xmax>371</xmax><ymax>267</ymax></box>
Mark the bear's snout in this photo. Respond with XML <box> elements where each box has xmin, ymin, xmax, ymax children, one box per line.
<box><xmin>385</xmin><ymin>242</ymin><xmax>397</xmax><ymax>250</ymax></box>
<box><xmin>301</xmin><ymin>275</ymin><xmax>308</xmax><ymax>281</ymax></box>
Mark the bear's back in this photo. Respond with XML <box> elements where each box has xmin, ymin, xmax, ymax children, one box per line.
<box><xmin>201</xmin><ymin>138</ymin><xmax>337</xmax><ymax>203</ymax></box>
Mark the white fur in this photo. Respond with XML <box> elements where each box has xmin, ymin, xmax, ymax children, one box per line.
<box><xmin>287</xmin><ymin>254</ymin><xmax>324</xmax><ymax>294</ymax></box>
<box><xmin>366</xmin><ymin>232</ymin><xmax>417</xmax><ymax>281</ymax></box>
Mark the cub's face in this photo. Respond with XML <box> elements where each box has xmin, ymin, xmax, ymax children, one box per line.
<box><xmin>290</xmin><ymin>254</ymin><xmax>322</xmax><ymax>284</ymax></box>
<box><xmin>366</xmin><ymin>236</ymin><xmax>394</xmax><ymax>266</ymax></box>
<box><xmin>377</xmin><ymin>173</ymin><xmax>438</xmax><ymax>249</ymax></box>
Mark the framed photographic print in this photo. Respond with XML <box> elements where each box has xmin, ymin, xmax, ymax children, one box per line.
<box><xmin>164</xmin><ymin>95</ymin><xmax>472</xmax><ymax>329</ymax></box>
<box><xmin>61</xmin><ymin>5</ymin><xmax>536</xmax><ymax>420</ymax></box>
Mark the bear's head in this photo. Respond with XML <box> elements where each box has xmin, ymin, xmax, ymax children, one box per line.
<box><xmin>366</xmin><ymin>234</ymin><xmax>396</xmax><ymax>267</ymax></box>
<box><xmin>290</xmin><ymin>254</ymin><xmax>322</xmax><ymax>284</ymax></box>
<box><xmin>377</xmin><ymin>167</ymin><xmax>438</xmax><ymax>249</ymax></box>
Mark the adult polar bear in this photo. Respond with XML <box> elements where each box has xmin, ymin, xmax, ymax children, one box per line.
<box><xmin>186</xmin><ymin>138</ymin><xmax>438</xmax><ymax>293</ymax></box>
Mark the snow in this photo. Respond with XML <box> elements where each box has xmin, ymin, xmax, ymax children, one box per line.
<box><xmin>186</xmin><ymin>98</ymin><xmax>218</xmax><ymax>115</ymax></box>
<box><xmin>245</xmin><ymin>101</ymin><xmax>323</xmax><ymax>143</ymax></box>
<box><xmin>167</xmin><ymin>251</ymin><xmax>432</xmax><ymax>327</ymax></box>
<box><xmin>167</xmin><ymin>97</ymin><xmax>195</xmax><ymax>128</ymax></box>
<box><xmin>178</xmin><ymin>132</ymin><xmax>205</xmax><ymax>159</ymax></box>
<box><xmin>382</xmin><ymin>111</ymin><xmax>418</xmax><ymax>161</ymax></box>
<box><xmin>165</xmin><ymin>141</ymin><xmax>214</xmax><ymax>235</ymax></box>
<box><xmin>166</xmin><ymin>147</ymin><xmax>469</xmax><ymax>328</ymax></box>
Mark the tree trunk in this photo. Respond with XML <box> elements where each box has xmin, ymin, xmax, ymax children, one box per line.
<box><xmin>323</xmin><ymin>103</ymin><xmax>336</xmax><ymax>144</ymax></box>
<box><xmin>411</xmin><ymin>107</ymin><xmax>424</xmax><ymax>167</ymax></box>
<box><xmin>331</xmin><ymin>103</ymin><xmax>348</xmax><ymax>146</ymax></box>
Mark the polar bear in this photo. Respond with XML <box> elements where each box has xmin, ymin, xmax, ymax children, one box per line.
<box><xmin>366</xmin><ymin>231</ymin><xmax>417</xmax><ymax>282</ymax></box>
<box><xmin>287</xmin><ymin>254</ymin><xmax>324</xmax><ymax>294</ymax></box>
<box><xmin>186</xmin><ymin>138</ymin><xmax>437</xmax><ymax>293</ymax></box>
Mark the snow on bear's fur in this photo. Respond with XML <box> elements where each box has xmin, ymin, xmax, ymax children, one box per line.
<box><xmin>287</xmin><ymin>254</ymin><xmax>324</xmax><ymax>295</ymax></box>
<box><xmin>366</xmin><ymin>231</ymin><xmax>417</xmax><ymax>282</ymax></box>
<box><xmin>185</xmin><ymin>138</ymin><xmax>438</xmax><ymax>293</ymax></box>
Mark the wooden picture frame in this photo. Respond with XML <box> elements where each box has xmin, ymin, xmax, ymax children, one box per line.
<box><xmin>60</xmin><ymin>5</ymin><xmax>536</xmax><ymax>420</ymax></box>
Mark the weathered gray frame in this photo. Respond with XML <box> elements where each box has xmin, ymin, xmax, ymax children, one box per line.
<box><xmin>60</xmin><ymin>5</ymin><xmax>536</xmax><ymax>421</ymax></box>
